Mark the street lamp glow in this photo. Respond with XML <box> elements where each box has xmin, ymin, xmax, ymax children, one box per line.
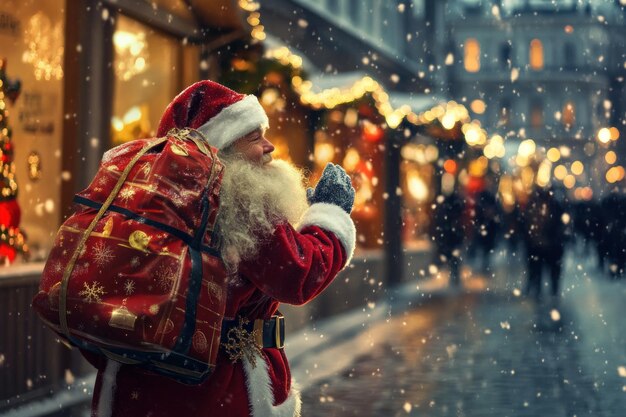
<box><xmin>571</xmin><ymin>161</ymin><xmax>584</xmax><ymax>176</ymax></box>
<box><xmin>441</xmin><ymin>113</ymin><xmax>456</xmax><ymax>130</ymax></box>
<box><xmin>470</xmin><ymin>99</ymin><xmax>486</xmax><ymax>114</ymax></box>
<box><xmin>518</xmin><ymin>139</ymin><xmax>536</xmax><ymax>157</ymax></box>
<box><xmin>554</xmin><ymin>165</ymin><xmax>568</xmax><ymax>180</ymax></box>
<box><xmin>537</xmin><ymin>160</ymin><xmax>552</xmax><ymax>187</ymax></box>
<box><xmin>605</xmin><ymin>151</ymin><xmax>617</xmax><ymax>164</ymax></box>
<box><xmin>598</xmin><ymin>128</ymin><xmax>611</xmax><ymax>143</ymax></box>
<box><xmin>547</xmin><ymin>147</ymin><xmax>561</xmax><ymax>162</ymax></box>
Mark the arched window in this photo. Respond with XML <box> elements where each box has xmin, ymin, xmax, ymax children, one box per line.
<box><xmin>464</xmin><ymin>38</ymin><xmax>480</xmax><ymax>72</ymax></box>
<box><xmin>529</xmin><ymin>39</ymin><xmax>544</xmax><ymax>70</ymax></box>
<box><xmin>530</xmin><ymin>99</ymin><xmax>543</xmax><ymax>129</ymax></box>
<box><xmin>562</xmin><ymin>101</ymin><xmax>576</xmax><ymax>127</ymax></box>
<box><xmin>564</xmin><ymin>43</ymin><xmax>576</xmax><ymax>70</ymax></box>
<box><xmin>500</xmin><ymin>42</ymin><xmax>512</xmax><ymax>69</ymax></box>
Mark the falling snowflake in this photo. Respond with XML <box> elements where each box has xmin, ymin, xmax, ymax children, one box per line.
<box><xmin>156</xmin><ymin>265</ymin><xmax>177</xmax><ymax>291</ymax></box>
<box><xmin>79</xmin><ymin>281</ymin><xmax>106</xmax><ymax>303</ymax></box>
<box><xmin>92</xmin><ymin>242</ymin><xmax>115</xmax><ymax>266</ymax></box>
<box><xmin>124</xmin><ymin>279</ymin><xmax>135</xmax><ymax>295</ymax></box>
<box><xmin>118</xmin><ymin>186</ymin><xmax>136</xmax><ymax>203</ymax></box>
<box><xmin>130</xmin><ymin>256</ymin><xmax>140</xmax><ymax>268</ymax></box>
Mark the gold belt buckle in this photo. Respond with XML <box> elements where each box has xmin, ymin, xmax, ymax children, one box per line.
<box><xmin>273</xmin><ymin>314</ymin><xmax>284</xmax><ymax>349</ymax></box>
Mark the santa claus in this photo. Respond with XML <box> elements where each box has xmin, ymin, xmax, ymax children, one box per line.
<box><xmin>87</xmin><ymin>80</ymin><xmax>356</xmax><ymax>417</ymax></box>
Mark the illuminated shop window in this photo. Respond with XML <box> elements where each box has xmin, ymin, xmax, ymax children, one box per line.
<box><xmin>464</xmin><ymin>38</ymin><xmax>481</xmax><ymax>73</ymax></box>
<box><xmin>562</xmin><ymin>101</ymin><xmax>576</xmax><ymax>127</ymax></box>
<box><xmin>529</xmin><ymin>39</ymin><xmax>544</xmax><ymax>70</ymax></box>
<box><xmin>111</xmin><ymin>15</ymin><xmax>192</xmax><ymax>146</ymax></box>
<box><xmin>530</xmin><ymin>100</ymin><xmax>544</xmax><ymax>129</ymax></box>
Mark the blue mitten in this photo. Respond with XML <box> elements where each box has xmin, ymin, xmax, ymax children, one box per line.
<box><xmin>309</xmin><ymin>163</ymin><xmax>355</xmax><ymax>214</ymax></box>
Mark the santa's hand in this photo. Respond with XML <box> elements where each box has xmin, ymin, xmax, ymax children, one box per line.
<box><xmin>309</xmin><ymin>163</ymin><xmax>355</xmax><ymax>214</ymax></box>
<box><xmin>306</xmin><ymin>187</ymin><xmax>315</xmax><ymax>204</ymax></box>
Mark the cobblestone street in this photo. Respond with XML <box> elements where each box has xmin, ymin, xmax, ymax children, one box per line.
<box><xmin>299</xmin><ymin>251</ymin><xmax>626</xmax><ymax>417</ymax></box>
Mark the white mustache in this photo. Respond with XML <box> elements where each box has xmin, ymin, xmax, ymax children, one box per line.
<box><xmin>261</xmin><ymin>154</ymin><xmax>273</xmax><ymax>164</ymax></box>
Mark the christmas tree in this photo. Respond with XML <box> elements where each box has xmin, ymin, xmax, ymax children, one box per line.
<box><xmin>0</xmin><ymin>59</ymin><xmax>28</xmax><ymax>263</ymax></box>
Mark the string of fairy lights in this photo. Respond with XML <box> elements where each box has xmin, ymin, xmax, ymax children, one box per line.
<box><xmin>237</xmin><ymin>0</ymin><xmax>623</xmax><ymax>197</ymax></box>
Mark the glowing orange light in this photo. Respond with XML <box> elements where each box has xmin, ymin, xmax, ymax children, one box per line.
<box><xmin>443</xmin><ymin>159</ymin><xmax>457</xmax><ymax>174</ymax></box>
<box><xmin>362</xmin><ymin>121</ymin><xmax>384</xmax><ymax>142</ymax></box>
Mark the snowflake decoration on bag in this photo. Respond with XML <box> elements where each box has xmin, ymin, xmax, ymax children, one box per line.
<box><xmin>79</xmin><ymin>281</ymin><xmax>106</xmax><ymax>303</ymax></box>
<box><xmin>118</xmin><ymin>186</ymin><xmax>137</xmax><ymax>203</ymax></box>
<box><xmin>124</xmin><ymin>279</ymin><xmax>136</xmax><ymax>295</ymax></box>
<box><xmin>155</xmin><ymin>264</ymin><xmax>177</xmax><ymax>291</ymax></box>
<box><xmin>92</xmin><ymin>241</ymin><xmax>115</xmax><ymax>266</ymax></box>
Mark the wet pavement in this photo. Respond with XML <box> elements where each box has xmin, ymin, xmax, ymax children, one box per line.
<box><xmin>300</xmin><ymin>249</ymin><xmax>626</xmax><ymax>417</ymax></box>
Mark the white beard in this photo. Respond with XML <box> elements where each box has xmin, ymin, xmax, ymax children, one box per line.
<box><xmin>214</xmin><ymin>156</ymin><xmax>309</xmax><ymax>271</ymax></box>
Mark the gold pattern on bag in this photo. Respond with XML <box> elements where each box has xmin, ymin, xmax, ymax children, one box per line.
<box><xmin>207</xmin><ymin>281</ymin><xmax>223</xmax><ymax>302</ymax></box>
<box><xmin>48</xmin><ymin>282</ymin><xmax>61</xmax><ymax>311</ymax></box>
<box><xmin>192</xmin><ymin>330</ymin><xmax>208</xmax><ymax>353</ymax></box>
<box><xmin>102</xmin><ymin>217</ymin><xmax>114</xmax><ymax>237</ymax></box>
<box><xmin>109</xmin><ymin>306</ymin><xmax>137</xmax><ymax>330</ymax></box>
<box><xmin>170</xmin><ymin>143</ymin><xmax>189</xmax><ymax>156</ymax></box>
<box><xmin>128</xmin><ymin>230</ymin><xmax>150</xmax><ymax>251</ymax></box>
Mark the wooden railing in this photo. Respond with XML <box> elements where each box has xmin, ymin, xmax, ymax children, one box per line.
<box><xmin>0</xmin><ymin>263</ymin><xmax>90</xmax><ymax>411</ymax></box>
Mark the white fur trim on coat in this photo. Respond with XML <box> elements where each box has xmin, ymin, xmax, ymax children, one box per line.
<box><xmin>197</xmin><ymin>95</ymin><xmax>269</xmax><ymax>150</ymax></box>
<box><xmin>296</xmin><ymin>202</ymin><xmax>356</xmax><ymax>266</ymax></box>
<box><xmin>243</xmin><ymin>352</ymin><xmax>302</xmax><ymax>417</ymax></box>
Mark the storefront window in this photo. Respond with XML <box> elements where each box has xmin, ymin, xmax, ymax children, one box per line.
<box><xmin>400</xmin><ymin>142</ymin><xmax>437</xmax><ymax>247</ymax></box>
<box><xmin>529</xmin><ymin>39</ymin><xmax>544</xmax><ymax>70</ymax></box>
<box><xmin>0</xmin><ymin>0</ymin><xmax>65</xmax><ymax>261</ymax></box>
<box><xmin>111</xmin><ymin>15</ymin><xmax>194</xmax><ymax>146</ymax></box>
<box><xmin>562</xmin><ymin>101</ymin><xmax>576</xmax><ymax>127</ymax></box>
<box><xmin>464</xmin><ymin>38</ymin><xmax>480</xmax><ymax>73</ymax></box>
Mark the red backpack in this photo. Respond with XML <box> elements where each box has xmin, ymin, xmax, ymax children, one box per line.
<box><xmin>32</xmin><ymin>129</ymin><xmax>227</xmax><ymax>384</ymax></box>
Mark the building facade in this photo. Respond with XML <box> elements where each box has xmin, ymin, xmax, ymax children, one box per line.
<box><xmin>446</xmin><ymin>0</ymin><xmax>626</xmax><ymax>195</ymax></box>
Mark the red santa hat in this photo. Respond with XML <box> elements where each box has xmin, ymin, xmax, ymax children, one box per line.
<box><xmin>156</xmin><ymin>80</ymin><xmax>269</xmax><ymax>150</ymax></box>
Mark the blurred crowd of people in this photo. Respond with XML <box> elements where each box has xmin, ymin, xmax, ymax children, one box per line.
<box><xmin>429</xmin><ymin>184</ymin><xmax>626</xmax><ymax>299</ymax></box>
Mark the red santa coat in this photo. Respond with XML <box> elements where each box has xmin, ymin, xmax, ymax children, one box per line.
<box><xmin>88</xmin><ymin>202</ymin><xmax>356</xmax><ymax>417</ymax></box>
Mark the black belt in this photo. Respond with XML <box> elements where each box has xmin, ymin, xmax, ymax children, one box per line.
<box><xmin>220</xmin><ymin>314</ymin><xmax>285</xmax><ymax>349</ymax></box>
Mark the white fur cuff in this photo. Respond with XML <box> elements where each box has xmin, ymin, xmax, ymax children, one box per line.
<box><xmin>243</xmin><ymin>353</ymin><xmax>302</xmax><ymax>417</ymax></box>
<box><xmin>197</xmin><ymin>95</ymin><xmax>269</xmax><ymax>150</ymax></box>
<box><xmin>297</xmin><ymin>203</ymin><xmax>356</xmax><ymax>266</ymax></box>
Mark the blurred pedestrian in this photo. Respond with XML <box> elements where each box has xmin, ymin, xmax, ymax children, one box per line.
<box><xmin>431</xmin><ymin>189</ymin><xmax>466</xmax><ymax>286</ymax></box>
<box><xmin>600</xmin><ymin>192</ymin><xmax>626</xmax><ymax>278</ymax></box>
<box><xmin>521</xmin><ymin>186</ymin><xmax>566</xmax><ymax>299</ymax></box>
<box><xmin>470</xmin><ymin>189</ymin><xmax>500</xmax><ymax>273</ymax></box>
